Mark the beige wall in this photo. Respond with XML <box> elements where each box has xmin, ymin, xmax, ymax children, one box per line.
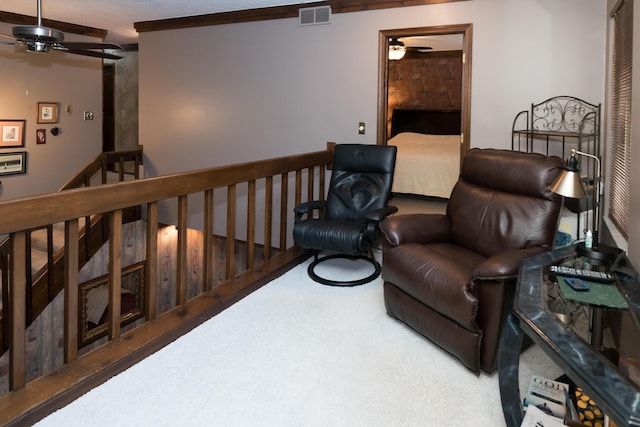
<box><xmin>138</xmin><ymin>0</ymin><xmax>607</xmax><ymax>235</ymax></box>
<box><xmin>0</xmin><ymin>22</ymin><xmax>103</xmax><ymax>200</ymax></box>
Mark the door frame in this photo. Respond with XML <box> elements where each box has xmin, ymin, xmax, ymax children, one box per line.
<box><xmin>377</xmin><ymin>24</ymin><xmax>472</xmax><ymax>163</ymax></box>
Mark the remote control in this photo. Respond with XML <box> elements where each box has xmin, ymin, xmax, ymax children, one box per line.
<box><xmin>565</xmin><ymin>277</ymin><xmax>590</xmax><ymax>291</ymax></box>
<box><xmin>548</xmin><ymin>265</ymin><xmax>616</xmax><ymax>283</ymax></box>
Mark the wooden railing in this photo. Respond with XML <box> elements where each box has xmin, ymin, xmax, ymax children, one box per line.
<box><xmin>59</xmin><ymin>148</ymin><xmax>143</xmax><ymax>190</ymax></box>
<box><xmin>0</xmin><ymin>148</ymin><xmax>331</xmax><ymax>426</ymax></box>
<box><xmin>0</xmin><ymin>148</ymin><xmax>144</xmax><ymax>352</ymax></box>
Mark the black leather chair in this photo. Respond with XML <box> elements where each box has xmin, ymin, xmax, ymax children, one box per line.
<box><xmin>293</xmin><ymin>144</ymin><xmax>398</xmax><ymax>286</ymax></box>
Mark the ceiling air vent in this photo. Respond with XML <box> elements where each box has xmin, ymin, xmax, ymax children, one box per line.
<box><xmin>299</xmin><ymin>5</ymin><xmax>331</xmax><ymax>26</ymax></box>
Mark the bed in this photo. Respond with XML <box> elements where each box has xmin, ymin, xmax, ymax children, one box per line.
<box><xmin>387</xmin><ymin>109</ymin><xmax>461</xmax><ymax>199</ymax></box>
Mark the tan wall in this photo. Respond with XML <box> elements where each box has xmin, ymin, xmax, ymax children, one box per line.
<box><xmin>0</xmin><ymin>23</ymin><xmax>103</xmax><ymax>200</ymax></box>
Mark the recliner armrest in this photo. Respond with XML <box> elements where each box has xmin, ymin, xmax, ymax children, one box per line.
<box><xmin>473</xmin><ymin>246</ymin><xmax>550</xmax><ymax>280</ymax></box>
<box><xmin>380</xmin><ymin>213</ymin><xmax>451</xmax><ymax>246</ymax></box>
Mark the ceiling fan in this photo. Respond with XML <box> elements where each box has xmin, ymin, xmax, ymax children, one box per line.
<box><xmin>388</xmin><ymin>37</ymin><xmax>432</xmax><ymax>60</ymax></box>
<box><xmin>0</xmin><ymin>0</ymin><xmax>122</xmax><ymax>59</ymax></box>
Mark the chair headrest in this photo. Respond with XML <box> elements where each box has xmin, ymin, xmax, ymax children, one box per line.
<box><xmin>333</xmin><ymin>144</ymin><xmax>397</xmax><ymax>174</ymax></box>
<box><xmin>460</xmin><ymin>148</ymin><xmax>565</xmax><ymax>199</ymax></box>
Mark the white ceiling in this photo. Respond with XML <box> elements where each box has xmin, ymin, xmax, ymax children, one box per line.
<box><xmin>1</xmin><ymin>0</ymin><xmax>316</xmax><ymax>44</ymax></box>
<box><xmin>399</xmin><ymin>35</ymin><xmax>463</xmax><ymax>51</ymax></box>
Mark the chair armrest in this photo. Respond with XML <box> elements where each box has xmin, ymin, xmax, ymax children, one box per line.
<box><xmin>473</xmin><ymin>247</ymin><xmax>550</xmax><ymax>280</ymax></box>
<box><xmin>367</xmin><ymin>205</ymin><xmax>399</xmax><ymax>222</ymax></box>
<box><xmin>380</xmin><ymin>213</ymin><xmax>451</xmax><ymax>246</ymax></box>
<box><xmin>294</xmin><ymin>200</ymin><xmax>326</xmax><ymax>219</ymax></box>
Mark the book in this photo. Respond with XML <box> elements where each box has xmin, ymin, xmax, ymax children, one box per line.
<box><xmin>523</xmin><ymin>376</ymin><xmax>569</xmax><ymax>421</ymax></box>
<box><xmin>520</xmin><ymin>404</ymin><xmax>566</xmax><ymax>427</ymax></box>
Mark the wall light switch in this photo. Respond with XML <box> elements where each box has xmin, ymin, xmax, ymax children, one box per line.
<box><xmin>358</xmin><ymin>121</ymin><xmax>366</xmax><ymax>135</ymax></box>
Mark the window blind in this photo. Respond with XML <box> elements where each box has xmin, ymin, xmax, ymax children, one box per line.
<box><xmin>609</xmin><ymin>0</ymin><xmax>632</xmax><ymax>239</ymax></box>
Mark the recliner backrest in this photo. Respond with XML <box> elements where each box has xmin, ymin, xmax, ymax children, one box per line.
<box><xmin>447</xmin><ymin>148</ymin><xmax>564</xmax><ymax>257</ymax></box>
<box><xmin>325</xmin><ymin>144</ymin><xmax>397</xmax><ymax>223</ymax></box>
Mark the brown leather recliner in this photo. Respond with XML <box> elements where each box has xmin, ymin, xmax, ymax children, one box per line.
<box><xmin>380</xmin><ymin>148</ymin><xmax>565</xmax><ymax>373</ymax></box>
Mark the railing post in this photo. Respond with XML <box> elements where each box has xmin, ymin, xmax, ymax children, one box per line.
<box><xmin>134</xmin><ymin>154</ymin><xmax>141</xmax><ymax>180</ymax></box>
<box><xmin>226</xmin><ymin>185</ymin><xmax>237</xmax><ymax>280</ymax></box>
<box><xmin>108</xmin><ymin>210</ymin><xmax>122</xmax><ymax>340</ymax></box>
<box><xmin>24</xmin><ymin>231</ymin><xmax>32</xmax><ymax>325</ymax></box>
<box><xmin>9</xmin><ymin>231</ymin><xmax>26</xmax><ymax>391</ymax></box>
<box><xmin>307</xmin><ymin>166</ymin><xmax>315</xmax><ymax>204</ymax></box>
<box><xmin>279</xmin><ymin>173</ymin><xmax>288</xmax><ymax>251</ymax></box>
<box><xmin>203</xmin><ymin>190</ymin><xmax>214</xmax><ymax>291</ymax></box>
<box><xmin>295</xmin><ymin>169</ymin><xmax>302</xmax><ymax>208</ymax></box>
<box><xmin>247</xmin><ymin>180</ymin><xmax>256</xmax><ymax>269</ymax></box>
<box><xmin>101</xmin><ymin>155</ymin><xmax>107</xmax><ymax>184</ymax></box>
<box><xmin>64</xmin><ymin>219</ymin><xmax>79</xmax><ymax>362</ymax></box>
<box><xmin>47</xmin><ymin>225</ymin><xmax>54</xmax><ymax>301</ymax></box>
<box><xmin>118</xmin><ymin>156</ymin><xmax>125</xmax><ymax>182</ymax></box>
<box><xmin>264</xmin><ymin>176</ymin><xmax>273</xmax><ymax>260</ymax></box>
<box><xmin>145</xmin><ymin>202</ymin><xmax>158</xmax><ymax>320</ymax></box>
<box><xmin>177</xmin><ymin>196</ymin><xmax>187</xmax><ymax>305</ymax></box>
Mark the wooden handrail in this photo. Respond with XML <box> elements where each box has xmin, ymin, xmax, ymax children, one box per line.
<box><xmin>0</xmin><ymin>150</ymin><xmax>327</xmax><ymax>234</ymax></box>
<box><xmin>0</xmin><ymin>148</ymin><xmax>331</xmax><ymax>426</ymax></box>
<box><xmin>58</xmin><ymin>148</ymin><xmax>143</xmax><ymax>191</ymax></box>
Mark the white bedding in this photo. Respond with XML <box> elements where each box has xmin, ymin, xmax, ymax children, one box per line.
<box><xmin>389</xmin><ymin>132</ymin><xmax>460</xmax><ymax>199</ymax></box>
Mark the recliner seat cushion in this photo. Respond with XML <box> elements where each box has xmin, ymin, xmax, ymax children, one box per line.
<box><xmin>382</xmin><ymin>242</ymin><xmax>483</xmax><ymax>331</ymax></box>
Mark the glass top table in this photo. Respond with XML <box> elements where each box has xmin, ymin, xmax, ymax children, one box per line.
<box><xmin>498</xmin><ymin>244</ymin><xmax>640</xmax><ymax>427</ymax></box>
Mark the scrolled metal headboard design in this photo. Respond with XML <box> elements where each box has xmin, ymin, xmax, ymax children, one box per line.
<box><xmin>530</xmin><ymin>96</ymin><xmax>599</xmax><ymax>135</ymax></box>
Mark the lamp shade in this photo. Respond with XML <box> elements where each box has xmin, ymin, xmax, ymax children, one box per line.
<box><xmin>549</xmin><ymin>169</ymin><xmax>587</xmax><ymax>199</ymax></box>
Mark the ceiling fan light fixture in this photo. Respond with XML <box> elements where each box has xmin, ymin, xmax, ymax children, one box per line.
<box><xmin>388</xmin><ymin>38</ymin><xmax>406</xmax><ymax>60</ymax></box>
<box><xmin>26</xmin><ymin>41</ymin><xmax>49</xmax><ymax>52</ymax></box>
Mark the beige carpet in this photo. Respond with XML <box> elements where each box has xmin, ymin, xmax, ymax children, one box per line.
<box><xmin>35</xmin><ymin>254</ymin><xmax>561</xmax><ymax>427</ymax></box>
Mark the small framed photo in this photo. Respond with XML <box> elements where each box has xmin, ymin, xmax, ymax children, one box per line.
<box><xmin>36</xmin><ymin>128</ymin><xmax>46</xmax><ymax>144</ymax></box>
<box><xmin>0</xmin><ymin>151</ymin><xmax>27</xmax><ymax>176</ymax></box>
<box><xmin>37</xmin><ymin>102</ymin><xmax>59</xmax><ymax>124</ymax></box>
<box><xmin>0</xmin><ymin>119</ymin><xmax>25</xmax><ymax>148</ymax></box>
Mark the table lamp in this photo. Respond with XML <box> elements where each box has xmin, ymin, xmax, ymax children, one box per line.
<box><xmin>549</xmin><ymin>149</ymin><xmax>618</xmax><ymax>261</ymax></box>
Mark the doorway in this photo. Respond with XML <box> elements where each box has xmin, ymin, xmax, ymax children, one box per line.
<box><xmin>377</xmin><ymin>24</ymin><xmax>472</xmax><ymax>163</ymax></box>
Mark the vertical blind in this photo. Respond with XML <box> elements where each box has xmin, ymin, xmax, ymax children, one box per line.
<box><xmin>609</xmin><ymin>0</ymin><xmax>633</xmax><ymax>239</ymax></box>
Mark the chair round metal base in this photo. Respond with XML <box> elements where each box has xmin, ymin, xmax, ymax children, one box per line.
<box><xmin>307</xmin><ymin>253</ymin><xmax>381</xmax><ymax>287</ymax></box>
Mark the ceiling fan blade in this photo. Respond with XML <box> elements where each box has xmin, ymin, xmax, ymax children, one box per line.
<box><xmin>0</xmin><ymin>32</ymin><xmax>17</xmax><ymax>41</ymax></box>
<box><xmin>61</xmin><ymin>42</ymin><xmax>123</xmax><ymax>50</ymax></box>
<box><xmin>55</xmin><ymin>47</ymin><xmax>123</xmax><ymax>60</ymax></box>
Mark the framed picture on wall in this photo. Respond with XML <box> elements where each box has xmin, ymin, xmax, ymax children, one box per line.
<box><xmin>37</xmin><ymin>102</ymin><xmax>59</xmax><ymax>124</ymax></box>
<box><xmin>0</xmin><ymin>119</ymin><xmax>25</xmax><ymax>148</ymax></box>
<box><xmin>0</xmin><ymin>151</ymin><xmax>27</xmax><ymax>176</ymax></box>
<box><xmin>37</xmin><ymin>128</ymin><xmax>47</xmax><ymax>144</ymax></box>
